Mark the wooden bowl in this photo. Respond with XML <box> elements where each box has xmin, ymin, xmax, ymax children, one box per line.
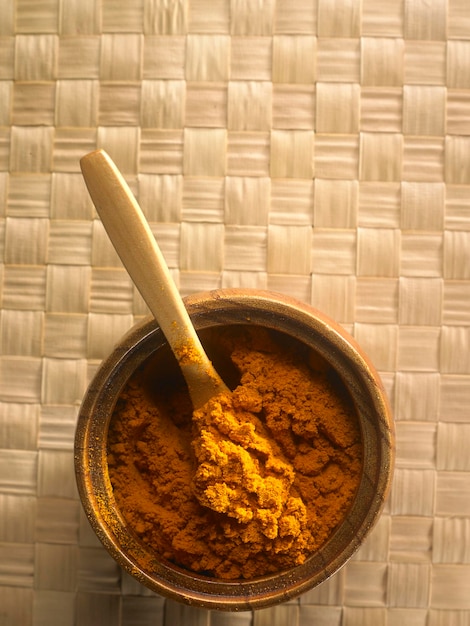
<box><xmin>74</xmin><ymin>289</ymin><xmax>394</xmax><ymax>611</ymax></box>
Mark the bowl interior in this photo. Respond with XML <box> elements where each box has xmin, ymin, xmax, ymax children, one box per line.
<box><xmin>75</xmin><ymin>290</ymin><xmax>394</xmax><ymax>610</ymax></box>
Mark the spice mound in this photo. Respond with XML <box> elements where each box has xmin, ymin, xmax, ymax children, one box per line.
<box><xmin>107</xmin><ymin>326</ymin><xmax>363</xmax><ymax>580</ymax></box>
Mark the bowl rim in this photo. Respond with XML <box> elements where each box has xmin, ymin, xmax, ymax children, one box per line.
<box><xmin>74</xmin><ymin>288</ymin><xmax>395</xmax><ymax>611</ymax></box>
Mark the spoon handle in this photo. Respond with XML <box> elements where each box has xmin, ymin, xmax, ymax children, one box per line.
<box><xmin>80</xmin><ymin>149</ymin><xmax>228</xmax><ymax>408</ymax></box>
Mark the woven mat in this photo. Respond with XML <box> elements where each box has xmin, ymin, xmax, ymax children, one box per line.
<box><xmin>1</xmin><ymin>0</ymin><xmax>470</xmax><ymax>624</ymax></box>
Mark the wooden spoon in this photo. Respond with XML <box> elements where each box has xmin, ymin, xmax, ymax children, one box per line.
<box><xmin>80</xmin><ymin>150</ymin><xmax>304</xmax><ymax>541</ymax></box>
<box><xmin>80</xmin><ymin>149</ymin><xmax>229</xmax><ymax>409</ymax></box>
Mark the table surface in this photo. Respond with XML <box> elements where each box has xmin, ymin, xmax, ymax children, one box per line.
<box><xmin>1</xmin><ymin>0</ymin><xmax>470</xmax><ymax>624</ymax></box>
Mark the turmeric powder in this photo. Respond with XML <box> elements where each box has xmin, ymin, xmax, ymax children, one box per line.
<box><xmin>107</xmin><ymin>326</ymin><xmax>362</xmax><ymax>579</ymax></box>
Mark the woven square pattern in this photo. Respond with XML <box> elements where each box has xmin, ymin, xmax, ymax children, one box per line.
<box><xmin>1</xmin><ymin>0</ymin><xmax>470</xmax><ymax>624</ymax></box>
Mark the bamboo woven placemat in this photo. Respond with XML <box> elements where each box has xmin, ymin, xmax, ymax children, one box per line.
<box><xmin>1</xmin><ymin>0</ymin><xmax>470</xmax><ymax>624</ymax></box>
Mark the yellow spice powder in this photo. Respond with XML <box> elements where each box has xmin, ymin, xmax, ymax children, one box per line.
<box><xmin>107</xmin><ymin>326</ymin><xmax>362</xmax><ymax>579</ymax></box>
